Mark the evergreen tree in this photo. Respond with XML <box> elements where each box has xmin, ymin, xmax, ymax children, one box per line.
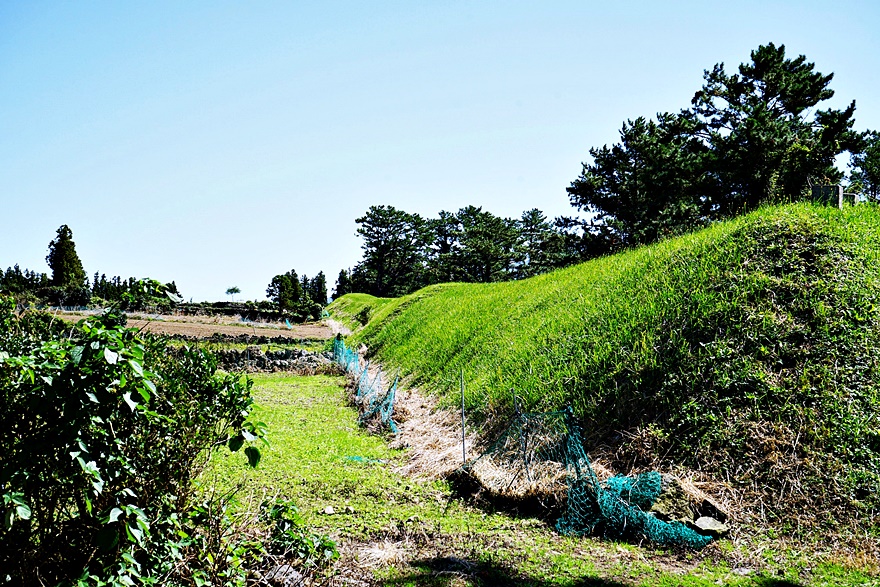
<box><xmin>515</xmin><ymin>208</ymin><xmax>569</xmax><ymax>278</ymax></box>
<box><xmin>333</xmin><ymin>269</ymin><xmax>351</xmax><ymax>300</ymax></box>
<box><xmin>453</xmin><ymin>206</ymin><xmax>519</xmax><ymax>282</ymax></box>
<box><xmin>266</xmin><ymin>270</ymin><xmax>301</xmax><ymax>311</ymax></box>
<box><xmin>46</xmin><ymin>225</ymin><xmax>87</xmax><ymax>289</ymax></box>
<box><xmin>567</xmin><ymin>112</ymin><xmax>710</xmax><ymax>250</ymax></box>
<box><xmin>424</xmin><ymin>210</ymin><xmax>461</xmax><ymax>285</ymax></box>
<box><xmin>850</xmin><ymin>130</ymin><xmax>880</xmax><ymax>201</ymax></box>
<box><xmin>300</xmin><ymin>274</ymin><xmax>310</xmax><ymax>301</ymax></box>
<box><xmin>692</xmin><ymin>42</ymin><xmax>858</xmax><ymax>213</ymax></box>
<box><xmin>352</xmin><ymin>205</ymin><xmax>429</xmax><ymax>297</ymax></box>
<box><xmin>309</xmin><ymin>272</ymin><xmax>328</xmax><ymax>305</ymax></box>
<box><xmin>567</xmin><ymin>43</ymin><xmax>860</xmax><ymax>253</ymax></box>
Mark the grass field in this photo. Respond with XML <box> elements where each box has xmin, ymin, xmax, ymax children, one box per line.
<box><xmin>202</xmin><ymin>373</ymin><xmax>877</xmax><ymax>586</ymax></box>
<box><xmin>328</xmin><ymin>203</ymin><xmax>880</xmax><ymax>544</ymax></box>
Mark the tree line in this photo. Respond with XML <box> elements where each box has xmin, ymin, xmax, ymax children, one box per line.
<box><xmin>333</xmin><ymin>205</ymin><xmax>593</xmax><ymax>298</ymax></box>
<box><xmin>566</xmin><ymin>42</ymin><xmax>878</xmax><ymax>250</ymax></box>
<box><xmin>334</xmin><ymin>43</ymin><xmax>880</xmax><ymax>299</ymax></box>
<box><xmin>1</xmin><ymin>224</ymin><xmax>330</xmax><ymax>322</ymax></box>
<box><xmin>264</xmin><ymin>269</ymin><xmax>328</xmax><ymax>322</ymax></box>
<box><xmin>0</xmin><ymin>225</ymin><xmax>181</xmax><ymax>308</ymax></box>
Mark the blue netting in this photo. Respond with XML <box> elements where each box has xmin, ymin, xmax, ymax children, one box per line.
<box><xmin>333</xmin><ymin>337</ymin><xmax>363</xmax><ymax>378</ymax></box>
<box><xmin>332</xmin><ymin>338</ymin><xmax>398</xmax><ymax>433</ymax></box>
<box><xmin>466</xmin><ymin>407</ymin><xmax>711</xmax><ymax>549</ymax></box>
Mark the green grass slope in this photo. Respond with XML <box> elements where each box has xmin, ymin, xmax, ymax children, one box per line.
<box><xmin>328</xmin><ymin>203</ymin><xmax>880</xmax><ymax>533</ymax></box>
<box><xmin>326</xmin><ymin>292</ymin><xmax>394</xmax><ymax>332</ymax></box>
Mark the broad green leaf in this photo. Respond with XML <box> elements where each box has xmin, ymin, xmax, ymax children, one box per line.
<box><xmin>70</xmin><ymin>346</ymin><xmax>84</xmax><ymax>365</ymax></box>
<box><xmin>109</xmin><ymin>507</ymin><xmax>124</xmax><ymax>522</ymax></box>
<box><xmin>127</xmin><ymin>522</ymin><xmax>143</xmax><ymax>544</ymax></box>
<box><xmin>15</xmin><ymin>503</ymin><xmax>31</xmax><ymax>520</ymax></box>
<box><xmin>128</xmin><ymin>359</ymin><xmax>143</xmax><ymax>378</ymax></box>
<box><xmin>121</xmin><ymin>552</ymin><xmax>138</xmax><ymax>566</ymax></box>
<box><xmin>97</xmin><ymin>525</ymin><xmax>119</xmax><ymax>551</ymax></box>
<box><xmin>228</xmin><ymin>435</ymin><xmax>244</xmax><ymax>452</ymax></box>
<box><xmin>128</xmin><ymin>505</ymin><xmax>147</xmax><ymax>521</ymax></box>
<box><xmin>244</xmin><ymin>446</ymin><xmax>261</xmax><ymax>468</ymax></box>
<box><xmin>104</xmin><ymin>347</ymin><xmax>118</xmax><ymax>365</ymax></box>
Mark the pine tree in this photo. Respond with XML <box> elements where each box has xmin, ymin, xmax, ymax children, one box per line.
<box><xmin>46</xmin><ymin>225</ymin><xmax>87</xmax><ymax>289</ymax></box>
<box><xmin>332</xmin><ymin>269</ymin><xmax>351</xmax><ymax>299</ymax></box>
<box><xmin>309</xmin><ymin>272</ymin><xmax>328</xmax><ymax>305</ymax></box>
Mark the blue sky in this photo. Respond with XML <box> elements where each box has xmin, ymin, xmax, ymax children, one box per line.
<box><xmin>2</xmin><ymin>1</ymin><xmax>878</xmax><ymax>301</ymax></box>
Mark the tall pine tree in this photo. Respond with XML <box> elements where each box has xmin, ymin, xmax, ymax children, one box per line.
<box><xmin>46</xmin><ymin>225</ymin><xmax>87</xmax><ymax>289</ymax></box>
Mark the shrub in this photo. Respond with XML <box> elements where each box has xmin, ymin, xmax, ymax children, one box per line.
<box><xmin>356</xmin><ymin>306</ymin><xmax>372</xmax><ymax>326</ymax></box>
<box><xmin>0</xmin><ymin>295</ymin><xmax>265</xmax><ymax>585</ymax></box>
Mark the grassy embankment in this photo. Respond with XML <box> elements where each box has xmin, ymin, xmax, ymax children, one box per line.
<box><xmin>328</xmin><ymin>293</ymin><xmax>396</xmax><ymax>332</ymax></box>
<box><xmin>328</xmin><ymin>203</ymin><xmax>880</xmax><ymax>539</ymax></box>
<box><xmin>204</xmin><ymin>373</ymin><xmax>875</xmax><ymax>585</ymax></box>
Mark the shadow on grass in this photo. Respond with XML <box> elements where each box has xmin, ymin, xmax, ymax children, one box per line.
<box><xmin>378</xmin><ymin>555</ymin><xmax>627</xmax><ymax>586</ymax></box>
<box><xmin>379</xmin><ymin>555</ymin><xmax>806</xmax><ymax>587</ymax></box>
<box><xmin>445</xmin><ymin>468</ymin><xmax>563</xmax><ymax>524</ymax></box>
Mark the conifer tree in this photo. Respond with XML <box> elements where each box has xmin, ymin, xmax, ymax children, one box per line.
<box><xmin>46</xmin><ymin>225</ymin><xmax>87</xmax><ymax>289</ymax></box>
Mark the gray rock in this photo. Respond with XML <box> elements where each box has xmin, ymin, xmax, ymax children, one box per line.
<box><xmin>649</xmin><ymin>475</ymin><xmax>695</xmax><ymax>523</ymax></box>
<box><xmin>265</xmin><ymin>564</ymin><xmax>303</xmax><ymax>586</ymax></box>
<box><xmin>693</xmin><ymin>515</ymin><xmax>729</xmax><ymax>538</ymax></box>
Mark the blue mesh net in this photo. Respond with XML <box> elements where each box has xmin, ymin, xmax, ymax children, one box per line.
<box><xmin>333</xmin><ymin>338</ymin><xmax>398</xmax><ymax>434</ymax></box>
<box><xmin>466</xmin><ymin>407</ymin><xmax>711</xmax><ymax>549</ymax></box>
<box><xmin>333</xmin><ymin>338</ymin><xmax>709</xmax><ymax>547</ymax></box>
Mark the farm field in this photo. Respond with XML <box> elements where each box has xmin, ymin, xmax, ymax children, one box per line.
<box><xmin>204</xmin><ymin>372</ymin><xmax>876</xmax><ymax>586</ymax></box>
<box><xmin>53</xmin><ymin>310</ymin><xmax>333</xmax><ymax>340</ymax></box>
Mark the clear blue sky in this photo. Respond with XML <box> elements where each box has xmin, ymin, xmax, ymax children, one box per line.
<box><xmin>2</xmin><ymin>1</ymin><xmax>878</xmax><ymax>302</ymax></box>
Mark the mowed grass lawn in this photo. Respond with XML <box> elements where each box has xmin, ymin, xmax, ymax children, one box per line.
<box><xmin>201</xmin><ymin>373</ymin><xmax>875</xmax><ymax>587</ymax></box>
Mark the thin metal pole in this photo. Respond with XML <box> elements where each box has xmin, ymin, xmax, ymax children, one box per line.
<box><xmin>461</xmin><ymin>369</ymin><xmax>466</xmax><ymax>465</ymax></box>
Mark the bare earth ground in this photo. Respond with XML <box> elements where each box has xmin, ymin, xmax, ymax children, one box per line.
<box><xmin>53</xmin><ymin>311</ymin><xmax>333</xmax><ymax>340</ymax></box>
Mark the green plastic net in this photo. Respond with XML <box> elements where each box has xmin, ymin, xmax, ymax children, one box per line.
<box><xmin>333</xmin><ymin>338</ymin><xmax>398</xmax><ymax>433</ymax></box>
<box><xmin>465</xmin><ymin>407</ymin><xmax>711</xmax><ymax>548</ymax></box>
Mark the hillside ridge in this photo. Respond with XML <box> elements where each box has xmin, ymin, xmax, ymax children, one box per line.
<box><xmin>329</xmin><ymin>203</ymin><xmax>880</xmax><ymax>539</ymax></box>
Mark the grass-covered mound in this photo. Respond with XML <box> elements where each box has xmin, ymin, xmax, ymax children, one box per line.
<box><xmin>329</xmin><ymin>203</ymin><xmax>880</xmax><ymax>534</ymax></box>
<box><xmin>327</xmin><ymin>292</ymin><xmax>394</xmax><ymax>332</ymax></box>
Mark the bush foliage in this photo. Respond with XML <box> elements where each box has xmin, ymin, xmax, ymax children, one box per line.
<box><xmin>0</xmin><ymin>295</ymin><xmax>265</xmax><ymax>585</ymax></box>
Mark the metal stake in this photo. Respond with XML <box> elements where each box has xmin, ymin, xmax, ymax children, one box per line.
<box><xmin>461</xmin><ymin>369</ymin><xmax>466</xmax><ymax>465</ymax></box>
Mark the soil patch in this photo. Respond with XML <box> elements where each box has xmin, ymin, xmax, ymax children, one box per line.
<box><xmin>54</xmin><ymin>312</ymin><xmax>332</xmax><ymax>340</ymax></box>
